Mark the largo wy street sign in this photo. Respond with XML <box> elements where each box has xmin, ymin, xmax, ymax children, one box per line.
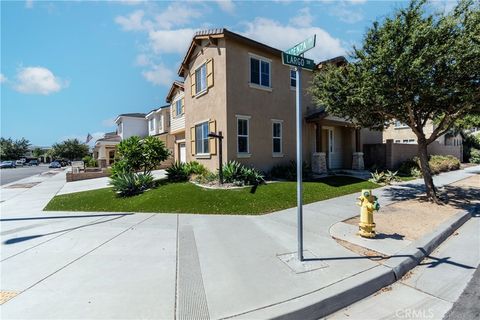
<box><xmin>285</xmin><ymin>35</ymin><xmax>316</xmax><ymax>56</ymax></box>
<box><xmin>282</xmin><ymin>52</ymin><xmax>316</xmax><ymax>71</ymax></box>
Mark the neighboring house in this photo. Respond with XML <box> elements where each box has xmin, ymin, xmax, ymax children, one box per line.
<box><xmin>383</xmin><ymin>120</ymin><xmax>463</xmax><ymax>147</ymax></box>
<box><xmin>166</xmin><ymin>81</ymin><xmax>187</xmax><ymax>163</ymax></box>
<box><xmin>177</xmin><ymin>28</ymin><xmax>381</xmax><ymax>173</ymax></box>
<box><xmin>115</xmin><ymin>113</ymin><xmax>148</xmax><ymax>140</ymax></box>
<box><xmin>93</xmin><ymin>132</ymin><xmax>121</xmax><ymax>168</ymax></box>
<box><xmin>146</xmin><ymin>105</ymin><xmax>175</xmax><ymax>166</ymax></box>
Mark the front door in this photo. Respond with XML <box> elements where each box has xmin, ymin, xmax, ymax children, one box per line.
<box><xmin>179</xmin><ymin>143</ymin><xmax>186</xmax><ymax>163</ymax></box>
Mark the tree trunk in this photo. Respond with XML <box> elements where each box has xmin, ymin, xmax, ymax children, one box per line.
<box><xmin>417</xmin><ymin>140</ymin><xmax>440</xmax><ymax>203</ymax></box>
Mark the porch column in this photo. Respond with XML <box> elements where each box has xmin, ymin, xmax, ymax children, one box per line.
<box><xmin>316</xmin><ymin>123</ymin><xmax>322</xmax><ymax>152</ymax></box>
<box><xmin>352</xmin><ymin>128</ymin><xmax>365</xmax><ymax>170</ymax></box>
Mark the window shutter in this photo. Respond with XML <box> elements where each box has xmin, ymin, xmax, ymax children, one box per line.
<box><xmin>207</xmin><ymin>58</ymin><xmax>214</xmax><ymax>88</ymax></box>
<box><xmin>208</xmin><ymin>120</ymin><xmax>217</xmax><ymax>155</ymax></box>
<box><xmin>190</xmin><ymin>127</ymin><xmax>196</xmax><ymax>155</ymax></box>
<box><xmin>190</xmin><ymin>72</ymin><xmax>196</xmax><ymax>97</ymax></box>
<box><xmin>181</xmin><ymin>98</ymin><xmax>185</xmax><ymax>115</ymax></box>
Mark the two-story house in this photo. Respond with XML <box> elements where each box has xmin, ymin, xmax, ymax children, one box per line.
<box><xmin>115</xmin><ymin>113</ymin><xmax>148</xmax><ymax>140</ymax></box>
<box><xmin>166</xmin><ymin>81</ymin><xmax>186</xmax><ymax>163</ymax></box>
<box><xmin>146</xmin><ymin>105</ymin><xmax>175</xmax><ymax>166</ymax></box>
<box><xmin>177</xmin><ymin>28</ymin><xmax>381</xmax><ymax>173</ymax></box>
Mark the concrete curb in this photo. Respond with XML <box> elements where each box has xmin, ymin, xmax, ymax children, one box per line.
<box><xmin>383</xmin><ymin>205</ymin><xmax>477</xmax><ymax>280</ymax></box>
<box><xmin>231</xmin><ymin>206</ymin><xmax>478</xmax><ymax>320</ymax></box>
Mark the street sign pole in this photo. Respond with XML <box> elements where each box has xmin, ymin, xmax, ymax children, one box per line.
<box><xmin>296</xmin><ymin>66</ymin><xmax>304</xmax><ymax>262</ymax></box>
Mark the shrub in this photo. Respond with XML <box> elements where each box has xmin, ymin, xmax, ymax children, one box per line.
<box><xmin>110</xmin><ymin>160</ymin><xmax>131</xmax><ymax>178</ymax></box>
<box><xmin>269</xmin><ymin>161</ymin><xmax>312</xmax><ymax>180</ymax></box>
<box><xmin>429</xmin><ymin>155</ymin><xmax>460</xmax><ymax>174</ymax></box>
<box><xmin>470</xmin><ymin>148</ymin><xmax>480</xmax><ymax>164</ymax></box>
<box><xmin>82</xmin><ymin>155</ymin><xmax>97</xmax><ymax>167</ymax></box>
<box><xmin>369</xmin><ymin>170</ymin><xmax>400</xmax><ymax>185</ymax></box>
<box><xmin>194</xmin><ymin>172</ymin><xmax>218</xmax><ymax>184</ymax></box>
<box><xmin>222</xmin><ymin>161</ymin><xmax>264</xmax><ymax>186</ymax></box>
<box><xmin>185</xmin><ymin>161</ymin><xmax>208</xmax><ymax>176</ymax></box>
<box><xmin>109</xmin><ymin>172</ymin><xmax>153</xmax><ymax>197</ymax></box>
<box><xmin>166</xmin><ymin>162</ymin><xmax>189</xmax><ymax>182</ymax></box>
<box><xmin>117</xmin><ymin>136</ymin><xmax>170</xmax><ymax>175</ymax></box>
<box><xmin>398</xmin><ymin>159</ymin><xmax>419</xmax><ymax>176</ymax></box>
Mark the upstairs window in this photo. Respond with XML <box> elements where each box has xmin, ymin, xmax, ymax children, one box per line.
<box><xmin>250</xmin><ymin>57</ymin><xmax>270</xmax><ymax>87</ymax></box>
<box><xmin>176</xmin><ymin>99</ymin><xmax>182</xmax><ymax>116</ymax></box>
<box><xmin>195</xmin><ymin>63</ymin><xmax>207</xmax><ymax>94</ymax></box>
<box><xmin>290</xmin><ymin>69</ymin><xmax>296</xmax><ymax>88</ymax></box>
<box><xmin>149</xmin><ymin>118</ymin><xmax>154</xmax><ymax>131</ymax></box>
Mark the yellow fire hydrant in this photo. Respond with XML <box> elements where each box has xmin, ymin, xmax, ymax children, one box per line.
<box><xmin>357</xmin><ymin>189</ymin><xmax>380</xmax><ymax>238</ymax></box>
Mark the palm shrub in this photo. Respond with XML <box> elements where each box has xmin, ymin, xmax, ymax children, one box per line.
<box><xmin>470</xmin><ymin>148</ymin><xmax>480</xmax><ymax>164</ymax></box>
<box><xmin>109</xmin><ymin>172</ymin><xmax>154</xmax><ymax>197</ymax></box>
<box><xmin>166</xmin><ymin>162</ymin><xmax>189</xmax><ymax>182</ymax></box>
<box><xmin>110</xmin><ymin>160</ymin><xmax>131</xmax><ymax>178</ymax></box>
<box><xmin>185</xmin><ymin>161</ymin><xmax>208</xmax><ymax>176</ymax></box>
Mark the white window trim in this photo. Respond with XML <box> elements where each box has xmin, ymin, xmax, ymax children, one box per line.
<box><xmin>272</xmin><ymin>120</ymin><xmax>283</xmax><ymax>157</ymax></box>
<box><xmin>248</xmin><ymin>53</ymin><xmax>272</xmax><ymax>89</ymax></box>
<box><xmin>236</xmin><ymin>115</ymin><xmax>251</xmax><ymax>156</ymax></box>
<box><xmin>195</xmin><ymin>121</ymin><xmax>210</xmax><ymax>156</ymax></box>
<box><xmin>394</xmin><ymin>120</ymin><xmax>409</xmax><ymax>129</ymax></box>
<box><xmin>290</xmin><ymin>69</ymin><xmax>296</xmax><ymax>90</ymax></box>
<box><xmin>194</xmin><ymin>61</ymin><xmax>208</xmax><ymax>97</ymax></box>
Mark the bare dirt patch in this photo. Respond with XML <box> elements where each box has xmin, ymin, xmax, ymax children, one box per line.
<box><xmin>344</xmin><ymin>175</ymin><xmax>480</xmax><ymax>241</ymax></box>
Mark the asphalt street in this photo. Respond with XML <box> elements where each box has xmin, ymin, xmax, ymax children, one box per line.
<box><xmin>444</xmin><ymin>264</ymin><xmax>480</xmax><ymax>320</ymax></box>
<box><xmin>0</xmin><ymin>165</ymin><xmax>51</xmax><ymax>186</ymax></box>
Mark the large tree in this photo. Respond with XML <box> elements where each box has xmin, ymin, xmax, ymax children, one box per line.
<box><xmin>310</xmin><ymin>0</ymin><xmax>479</xmax><ymax>203</ymax></box>
<box><xmin>51</xmin><ymin>139</ymin><xmax>89</xmax><ymax>160</ymax></box>
<box><xmin>0</xmin><ymin>137</ymin><xmax>30</xmax><ymax>160</ymax></box>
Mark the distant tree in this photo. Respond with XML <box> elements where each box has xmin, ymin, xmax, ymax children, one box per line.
<box><xmin>0</xmin><ymin>137</ymin><xmax>30</xmax><ymax>160</ymax></box>
<box><xmin>51</xmin><ymin>139</ymin><xmax>89</xmax><ymax>160</ymax></box>
<box><xmin>32</xmin><ymin>147</ymin><xmax>44</xmax><ymax>158</ymax></box>
<box><xmin>309</xmin><ymin>0</ymin><xmax>480</xmax><ymax>203</ymax></box>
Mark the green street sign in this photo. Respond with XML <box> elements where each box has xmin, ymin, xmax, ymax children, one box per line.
<box><xmin>285</xmin><ymin>35</ymin><xmax>316</xmax><ymax>56</ymax></box>
<box><xmin>282</xmin><ymin>52</ymin><xmax>316</xmax><ymax>71</ymax></box>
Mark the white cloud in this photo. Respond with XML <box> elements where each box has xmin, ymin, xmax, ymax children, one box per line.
<box><xmin>142</xmin><ymin>63</ymin><xmax>175</xmax><ymax>87</ymax></box>
<box><xmin>241</xmin><ymin>18</ymin><xmax>346</xmax><ymax>61</ymax></box>
<box><xmin>329</xmin><ymin>4</ymin><xmax>364</xmax><ymax>24</ymax></box>
<box><xmin>289</xmin><ymin>7</ymin><xmax>313</xmax><ymax>28</ymax></box>
<box><xmin>14</xmin><ymin>67</ymin><xmax>68</xmax><ymax>95</ymax></box>
<box><xmin>347</xmin><ymin>0</ymin><xmax>367</xmax><ymax>4</ymax></box>
<box><xmin>216</xmin><ymin>0</ymin><xmax>235</xmax><ymax>14</ymax></box>
<box><xmin>430</xmin><ymin>0</ymin><xmax>457</xmax><ymax>13</ymax></box>
<box><xmin>116</xmin><ymin>0</ymin><xmax>145</xmax><ymax>5</ymax></box>
<box><xmin>154</xmin><ymin>3</ymin><xmax>202</xmax><ymax>29</ymax></box>
<box><xmin>101</xmin><ymin>117</ymin><xmax>117</xmax><ymax>128</ymax></box>
<box><xmin>60</xmin><ymin>132</ymin><xmax>107</xmax><ymax>146</ymax></box>
<box><xmin>148</xmin><ymin>28</ymin><xmax>195</xmax><ymax>54</ymax></box>
<box><xmin>25</xmin><ymin>0</ymin><xmax>33</xmax><ymax>9</ymax></box>
<box><xmin>135</xmin><ymin>53</ymin><xmax>151</xmax><ymax>66</ymax></box>
<box><xmin>0</xmin><ymin>73</ymin><xmax>7</xmax><ymax>84</ymax></box>
<box><xmin>115</xmin><ymin>10</ymin><xmax>150</xmax><ymax>31</ymax></box>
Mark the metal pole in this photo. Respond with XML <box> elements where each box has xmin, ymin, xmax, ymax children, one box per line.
<box><xmin>219</xmin><ymin>131</ymin><xmax>223</xmax><ymax>184</ymax></box>
<box><xmin>296</xmin><ymin>67</ymin><xmax>304</xmax><ymax>261</ymax></box>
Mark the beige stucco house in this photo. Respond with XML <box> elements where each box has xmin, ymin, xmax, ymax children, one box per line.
<box><xmin>383</xmin><ymin>120</ymin><xmax>463</xmax><ymax>147</ymax></box>
<box><xmin>166</xmin><ymin>81</ymin><xmax>187</xmax><ymax>163</ymax></box>
<box><xmin>175</xmin><ymin>28</ymin><xmax>380</xmax><ymax>173</ymax></box>
<box><xmin>93</xmin><ymin>132</ymin><xmax>121</xmax><ymax>168</ymax></box>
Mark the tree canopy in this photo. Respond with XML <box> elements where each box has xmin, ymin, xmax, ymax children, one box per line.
<box><xmin>0</xmin><ymin>137</ymin><xmax>30</xmax><ymax>160</ymax></box>
<box><xmin>51</xmin><ymin>139</ymin><xmax>89</xmax><ymax>160</ymax></box>
<box><xmin>309</xmin><ymin>0</ymin><xmax>479</xmax><ymax>202</ymax></box>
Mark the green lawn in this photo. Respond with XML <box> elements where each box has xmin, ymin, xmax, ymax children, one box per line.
<box><xmin>45</xmin><ymin>176</ymin><xmax>378</xmax><ymax>215</ymax></box>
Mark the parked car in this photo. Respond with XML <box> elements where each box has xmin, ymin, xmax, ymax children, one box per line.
<box><xmin>49</xmin><ymin>161</ymin><xmax>61</xmax><ymax>168</ymax></box>
<box><xmin>28</xmin><ymin>160</ymin><xmax>39</xmax><ymax>166</ymax></box>
<box><xmin>15</xmin><ymin>160</ymin><xmax>24</xmax><ymax>166</ymax></box>
<box><xmin>0</xmin><ymin>161</ymin><xmax>16</xmax><ymax>168</ymax></box>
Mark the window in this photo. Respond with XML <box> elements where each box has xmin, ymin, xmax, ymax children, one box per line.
<box><xmin>195</xmin><ymin>63</ymin><xmax>207</xmax><ymax>94</ymax></box>
<box><xmin>149</xmin><ymin>118</ymin><xmax>154</xmax><ymax>131</ymax></box>
<box><xmin>394</xmin><ymin>120</ymin><xmax>408</xmax><ymax>128</ymax></box>
<box><xmin>329</xmin><ymin>129</ymin><xmax>334</xmax><ymax>153</ymax></box>
<box><xmin>117</xmin><ymin>122</ymin><xmax>122</xmax><ymax>134</ymax></box>
<box><xmin>250</xmin><ymin>57</ymin><xmax>270</xmax><ymax>87</ymax></box>
<box><xmin>175</xmin><ymin>99</ymin><xmax>183</xmax><ymax>117</ymax></box>
<box><xmin>195</xmin><ymin>122</ymin><xmax>209</xmax><ymax>155</ymax></box>
<box><xmin>395</xmin><ymin>139</ymin><xmax>401</xmax><ymax>143</ymax></box>
<box><xmin>290</xmin><ymin>69</ymin><xmax>296</xmax><ymax>88</ymax></box>
<box><xmin>237</xmin><ymin>117</ymin><xmax>249</xmax><ymax>154</ymax></box>
<box><xmin>272</xmin><ymin>121</ymin><xmax>282</xmax><ymax>154</ymax></box>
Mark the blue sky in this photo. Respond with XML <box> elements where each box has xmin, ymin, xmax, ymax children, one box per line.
<box><xmin>0</xmin><ymin>0</ymin><xmax>455</xmax><ymax>147</ymax></box>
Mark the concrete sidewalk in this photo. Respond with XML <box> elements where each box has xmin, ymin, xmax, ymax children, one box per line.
<box><xmin>0</xmin><ymin>166</ymin><xmax>478</xmax><ymax>319</ymax></box>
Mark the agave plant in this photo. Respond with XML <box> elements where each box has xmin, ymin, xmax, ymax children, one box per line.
<box><xmin>166</xmin><ymin>162</ymin><xmax>189</xmax><ymax>182</ymax></box>
<box><xmin>109</xmin><ymin>172</ymin><xmax>142</xmax><ymax>197</ymax></box>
